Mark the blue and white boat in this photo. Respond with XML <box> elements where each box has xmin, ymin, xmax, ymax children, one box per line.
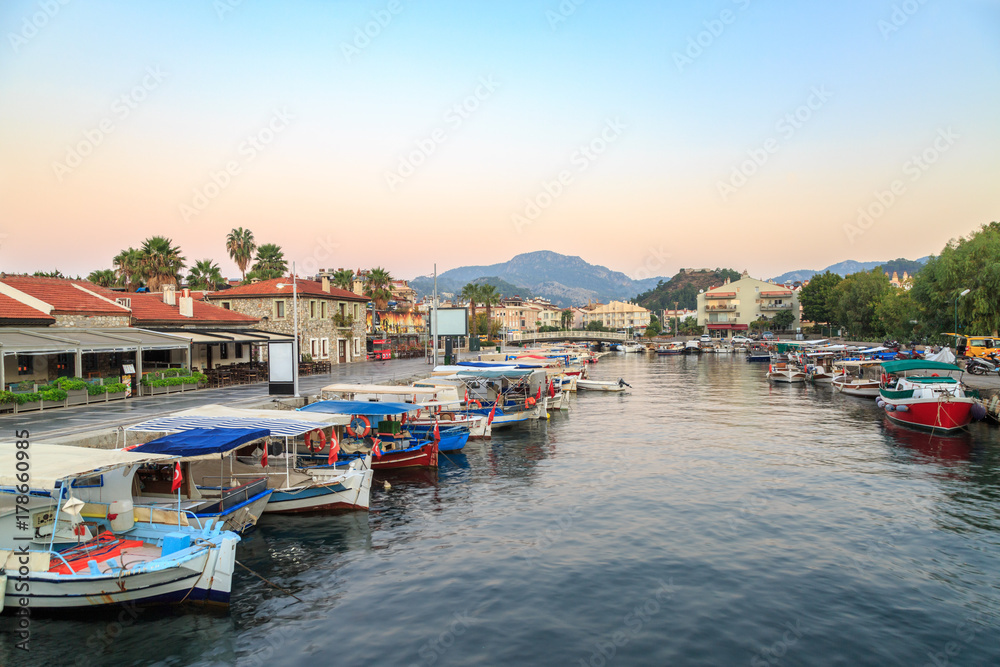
<box><xmin>0</xmin><ymin>443</ymin><xmax>240</xmax><ymax>610</ymax></box>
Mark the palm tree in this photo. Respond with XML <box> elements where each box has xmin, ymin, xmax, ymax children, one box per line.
<box><xmin>186</xmin><ymin>259</ymin><xmax>226</xmax><ymax>291</ymax></box>
<box><xmin>560</xmin><ymin>309</ymin><xmax>574</xmax><ymax>330</ymax></box>
<box><xmin>479</xmin><ymin>284</ymin><xmax>502</xmax><ymax>331</ymax></box>
<box><xmin>331</xmin><ymin>268</ymin><xmax>354</xmax><ymax>292</ymax></box>
<box><xmin>364</xmin><ymin>267</ymin><xmax>393</xmax><ymax>310</ymax></box>
<box><xmin>251</xmin><ymin>243</ymin><xmax>288</xmax><ymax>281</ymax></box>
<box><xmin>226</xmin><ymin>227</ymin><xmax>256</xmax><ymax>282</ymax></box>
<box><xmin>87</xmin><ymin>269</ymin><xmax>118</xmax><ymax>288</ymax></box>
<box><xmin>113</xmin><ymin>247</ymin><xmax>144</xmax><ymax>291</ymax></box>
<box><xmin>461</xmin><ymin>283</ymin><xmax>482</xmax><ymax>331</ymax></box>
<box><xmin>139</xmin><ymin>236</ymin><xmax>186</xmax><ymax>292</ymax></box>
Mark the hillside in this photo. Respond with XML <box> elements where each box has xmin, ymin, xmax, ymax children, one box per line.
<box><xmin>771</xmin><ymin>256</ymin><xmax>930</xmax><ymax>283</ymax></box>
<box><xmin>410</xmin><ymin>251</ymin><xmax>666</xmax><ymax>307</ymax></box>
<box><xmin>634</xmin><ymin>268</ymin><xmax>742</xmax><ymax>311</ymax></box>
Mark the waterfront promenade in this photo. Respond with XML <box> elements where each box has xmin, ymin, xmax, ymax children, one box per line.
<box><xmin>0</xmin><ymin>358</ymin><xmax>431</xmax><ymax>439</ymax></box>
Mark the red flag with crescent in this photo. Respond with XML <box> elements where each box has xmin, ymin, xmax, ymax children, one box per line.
<box><xmin>171</xmin><ymin>462</ymin><xmax>183</xmax><ymax>493</ymax></box>
<box><xmin>488</xmin><ymin>402</ymin><xmax>496</xmax><ymax>425</ymax></box>
<box><xmin>328</xmin><ymin>428</ymin><xmax>340</xmax><ymax>465</ymax></box>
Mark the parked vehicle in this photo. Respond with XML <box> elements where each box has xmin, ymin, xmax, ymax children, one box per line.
<box><xmin>966</xmin><ymin>352</ymin><xmax>1000</xmax><ymax>376</ymax></box>
<box><xmin>946</xmin><ymin>334</ymin><xmax>999</xmax><ymax>359</ymax></box>
<box><xmin>731</xmin><ymin>335</ymin><xmax>752</xmax><ymax>345</ymax></box>
<box><xmin>761</xmin><ymin>331</ymin><xmax>775</xmax><ymax>341</ymax></box>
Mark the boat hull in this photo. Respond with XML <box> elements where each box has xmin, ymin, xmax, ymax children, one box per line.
<box><xmin>832</xmin><ymin>379</ymin><xmax>880</xmax><ymax>398</ymax></box>
<box><xmin>881</xmin><ymin>398</ymin><xmax>974</xmax><ymax>433</ymax></box>
<box><xmin>372</xmin><ymin>440</ymin><xmax>438</xmax><ymax>470</ymax></box>
<box><xmin>265</xmin><ymin>467</ymin><xmax>372</xmax><ymax>513</ymax></box>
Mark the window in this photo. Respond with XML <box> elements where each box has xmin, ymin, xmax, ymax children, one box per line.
<box><xmin>220</xmin><ymin>344</ymin><xmax>228</xmax><ymax>359</ymax></box>
<box><xmin>310</xmin><ymin>338</ymin><xmax>319</xmax><ymax>358</ymax></box>
<box><xmin>321</xmin><ymin>302</ymin><xmax>327</xmax><ymax>318</ymax></box>
<box><xmin>275</xmin><ymin>300</ymin><xmax>286</xmax><ymax>319</ymax></box>
<box><xmin>17</xmin><ymin>355</ymin><xmax>33</xmax><ymax>375</ymax></box>
<box><xmin>235</xmin><ymin>343</ymin><xmax>244</xmax><ymax>358</ymax></box>
<box><xmin>115</xmin><ymin>297</ymin><xmax>131</xmax><ymax>308</ymax></box>
<box><xmin>309</xmin><ymin>300</ymin><xmax>316</xmax><ymax>319</ymax></box>
<box><xmin>340</xmin><ymin>303</ymin><xmax>346</xmax><ymax>317</ymax></box>
<box><xmin>354</xmin><ymin>338</ymin><xmax>361</xmax><ymax>356</ymax></box>
<box><xmin>321</xmin><ymin>338</ymin><xmax>329</xmax><ymax>359</ymax></box>
<box><xmin>220</xmin><ymin>301</ymin><xmax>231</xmax><ymax>310</ymax></box>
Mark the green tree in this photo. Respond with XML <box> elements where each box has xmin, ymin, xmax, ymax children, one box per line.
<box><xmin>910</xmin><ymin>222</ymin><xmax>1000</xmax><ymax>337</ymax></box>
<box><xmin>560</xmin><ymin>309</ymin><xmax>574</xmax><ymax>330</ymax></box>
<box><xmin>251</xmin><ymin>243</ymin><xmax>288</xmax><ymax>281</ymax></box>
<box><xmin>479</xmin><ymin>284</ymin><xmax>502</xmax><ymax>329</ymax></box>
<box><xmin>139</xmin><ymin>236</ymin><xmax>186</xmax><ymax>292</ymax></box>
<box><xmin>113</xmin><ymin>247</ymin><xmax>144</xmax><ymax>291</ymax></box>
<box><xmin>644</xmin><ymin>314</ymin><xmax>663</xmax><ymax>338</ymax></box>
<box><xmin>186</xmin><ymin>259</ymin><xmax>226</xmax><ymax>291</ymax></box>
<box><xmin>33</xmin><ymin>269</ymin><xmax>65</xmax><ymax>278</ymax></box>
<box><xmin>798</xmin><ymin>271</ymin><xmax>843</xmax><ymax>325</ymax></box>
<box><xmin>831</xmin><ymin>269</ymin><xmax>892</xmax><ymax>340</ymax></box>
<box><xmin>331</xmin><ymin>268</ymin><xmax>355</xmax><ymax>291</ymax></box>
<box><xmin>364</xmin><ymin>267</ymin><xmax>393</xmax><ymax>310</ymax></box>
<box><xmin>226</xmin><ymin>227</ymin><xmax>256</xmax><ymax>282</ymax></box>
<box><xmin>678</xmin><ymin>316</ymin><xmax>701</xmax><ymax>335</ymax></box>
<box><xmin>87</xmin><ymin>269</ymin><xmax>117</xmax><ymax>287</ymax></box>
<box><xmin>772</xmin><ymin>309</ymin><xmax>796</xmax><ymax>331</ymax></box>
<box><xmin>460</xmin><ymin>283</ymin><xmax>482</xmax><ymax>329</ymax></box>
<box><xmin>585</xmin><ymin>320</ymin><xmax>608</xmax><ymax>332</ymax></box>
<box><xmin>874</xmin><ymin>287</ymin><xmax>919</xmax><ymax>341</ymax></box>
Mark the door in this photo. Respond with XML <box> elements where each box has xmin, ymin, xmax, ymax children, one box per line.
<box><xmin>207</xmin><ymin>345</ymin><xmax>214</xmax><ymax>370</ymax></box>
<box><xmin>338</xmin><ymin>340</ymin><xmax>347</xmax><ymax>364</ymax></box>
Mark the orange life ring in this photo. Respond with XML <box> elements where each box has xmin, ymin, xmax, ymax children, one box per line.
<box><xmin>931</xmin><ymin>373</ymin><xmax>939</xmax><ymax>377</ymax></box>
<box><xmin>526</xmin><ymin>396</ymin><xmax>537</xmax><ymax>407</ymax></box>
<box><xmin>469</xmin><ymin>399</ymin><xmax>482</xmax><ymax>409</ymax></box>
<box><xmin>347</xmin><ymin>415</ymin><xmax>371</xmax><ymax>438</ymax></box>
<box><xmin>305</xmin><ymin>429</ymin><xmax>327</xmax><ymax>453</ymax></box>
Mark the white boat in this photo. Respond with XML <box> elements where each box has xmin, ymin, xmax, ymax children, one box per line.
<box><xmin>684</xmin><ymin>341</ymin><xmax>701</xmax><ymax>354</ymax></box>
<box><xmin>766</xmin><ymin>362</ymin><xmax>808</xmax><ymax>383</ymax></box>
<box><xmin>577</xmin><ymin>378</ymin><xmax>629</xmax><ymax>392</ymax></box>
<box><xmin>622</xmin><ymin>342</ymin><xmax>645</xmax><ymax>353</ymax></box>
<box><xmin>0</xmin><ymin>443</ymin><xmax>240</xmax><ymax>610</ymax></box>
<box><xmin>831</xmin><ymin>360</ymin><xmax>882</xmax><ymax>398</ymax></box>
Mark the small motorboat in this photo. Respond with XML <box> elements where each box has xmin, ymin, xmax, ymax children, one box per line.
<box><xmin>577</xmin><ymin>378</ymin><xmax>630</xmax><ymax>392</ymax></box>
<box><xmin>876</xmin><ymin>360</ymin><xmax>978</xmax><ymax>433</ymax></box>
<box><xmin>766</xmin><ymin>362</ymin><xmax>807</xmax><ymax>383</ymax></box>
<box><xmin>831</xmin><ymin>360</ymin><xmax>882</xmax><ymax>398</ymax></box>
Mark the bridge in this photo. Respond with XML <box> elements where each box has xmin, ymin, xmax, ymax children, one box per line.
<box><xmin>508</xmin><ymin>330</ymin><xmax>628</xmax><ymax>344</ymax></box>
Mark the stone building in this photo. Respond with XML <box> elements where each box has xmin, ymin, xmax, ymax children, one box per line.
<box><xmin>0</xmin><ymin>275</ymin><xmax>132</xmax><ymax>327</ymax></box>
<box><xmin>205</xmin><ymin>276</ymin><xmax>369</xmax><ymax>364</ymax></box>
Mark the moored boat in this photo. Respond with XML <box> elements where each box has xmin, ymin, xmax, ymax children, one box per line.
<box><xmin>831</xmin><ymin>360</ymin><xmax>882</xmax><ymax>398</ymax></box>
<box><xmin>577</xmin><ymin>378</ymin><xmax>629</xmax><ymax>392</ymax></box>
<box><xmin>876</xmin><ymin>360</ymin><xmax>977</xmax><ymax>433</ymax></box>
<box><xmin>766</xmin><ymin>362</ymin><xmax>807</xmax><ymax>383</ymax></box>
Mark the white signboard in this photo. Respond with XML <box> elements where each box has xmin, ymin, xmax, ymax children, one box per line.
<box><xmin>432</xmin><ymin>308</ymin><xmax>469</xmax><ymax>337</ymax></box>
<box><xmin>268</xmin><ymin>341</ymin><xmax>294</xmax><ymax>382</ymax></box>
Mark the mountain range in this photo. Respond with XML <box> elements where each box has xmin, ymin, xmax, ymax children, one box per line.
<box><xmin>770</xmin><ymin>257</ymin><xmax>931</xmax><ymax>284</ymax></box>
<box><xmin>408</xmin><ymin>251</ymin><xmax>665</xmax><ymax>308</ymax></box>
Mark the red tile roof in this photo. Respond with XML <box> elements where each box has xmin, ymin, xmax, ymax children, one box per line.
<box><xmin>211</xmin><ymin>277</ymin><xmax>369</xmax><ymax>301</ymax></box>
<box><xmin>0</xmin><ymin>293</ymin><xmax>55</xmax><ymax>322</ymax></box>
<box><xmin>113</xmin><ymin>292</ymin><xmax>259</xmax><ymax>325</ymax></box>
<box><xmin>0</xmin><ymin>276</ymin><xmax>130</xmax><ymax>316</ymax></box>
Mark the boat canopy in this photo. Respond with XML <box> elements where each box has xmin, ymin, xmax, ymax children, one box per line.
<box><xmin>299</xmin><ymin>400</ymin><xmax>416</xmax><ymax>416</ymax></box>
<box><xmin>0</xmin><ymin>443</ymin><xmax>171</xmax><ymax>491</ymax></box>
<box><xmin>456</xmin><ymin>368</ymin><xmax>536</xmax><ymax>379</ymax></box>
<box><xmin>321</xmin><ymin>384</ymin><xmax>441</xmax><ymax>396</ymax></box>
<box><xmin>130</xmin><ymin>427</ymin><xmax>268</xmax><ymax>460</ymax></box>
<box><xmin>172</xmin><ymin>404</ymin><xmax>349</xmax><ymax>426</ymax></box>
<box><xmin>881</xmin><ymin>359</ymin><xmax>963</xmax><ymax>374</ymax></box>
<box><xmin>127</xmin><ymin>414</ymin><xmax>331</xmax><ymax>437</ymax></box>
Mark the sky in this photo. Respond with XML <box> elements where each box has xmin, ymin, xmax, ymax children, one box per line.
<box><xmin>1</xmin><ymin>0</ymin><xmax>998</xmax><ymax>284</ymax></box>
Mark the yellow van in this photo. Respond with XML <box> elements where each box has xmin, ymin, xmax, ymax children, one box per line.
<box><xmin>946</xmin><ymin>334</ymin><xmax>1000</xmax><ymax>359</ymax></box>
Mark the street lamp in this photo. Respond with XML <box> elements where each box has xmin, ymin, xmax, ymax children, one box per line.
<box><xmin>954</xmin><ymin>288</ymin><xmax>970</xmax><ymax>335</ymax></box>
<box><xmin>276</xmin><ymin>263</ymin><xmax>300</xmax><ymax>397</ymax></box>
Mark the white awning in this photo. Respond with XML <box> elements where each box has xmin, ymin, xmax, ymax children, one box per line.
<box><xmin>173</xmin><ymin>404</ymin><xmax>351</xmax><ymax>427</ymax></box>
<box><xmin>0</xmin><ymin>443</ymin><xmax>172</xmax><ymax>490</ymax></box>
<box><xmin>321</xmin><ymin>383</ymin><xmax>441</xmax><ymax>396</ymax></box>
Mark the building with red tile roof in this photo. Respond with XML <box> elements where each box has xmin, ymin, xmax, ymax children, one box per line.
<box><xmin>0</xmin><ymin>275</ymin><xmax>131</xmax><ymax>327</ymax></box>
<box><xmin>0</xmin><ymin>293</ymin><xmax>56</xmax><ymax>325</ymax></box>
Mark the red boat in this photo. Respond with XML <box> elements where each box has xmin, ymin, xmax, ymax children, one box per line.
<box><xmin>371</xmin><ymin>438</ymin><xmax>438</xmax><ymax>470</ymax></box>
<box><xmin>877</xmin><ymin>360</ymin><xmax>976</xmax><ymax>433</ymax></box>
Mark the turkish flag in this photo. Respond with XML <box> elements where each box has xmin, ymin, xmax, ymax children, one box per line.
<box><xmin>171</xmin><ymin>462</ymin><xmax>183</xmax><ymax>493</ymax></box>
<box><xmin>549</xmin><ymin>380</ymin><xmax>556</xmax><ymax>398</ymax></box>
<box><xmin>261</xmin><ymin>442</ymin><xmax>268</xmax><ymax>468</ymax></box>
<box><xmin>433</xmin><ymin>418</ymin><xmax>440</xmax><ymax>441</ymax></box>
<box><xmin>487</xmin><ymin>402</ymin><xmax>496</xmax><ymax>425</ymax></box>
<box><xmin>328</xmin><ymin>428</ymin><xmax>340</xmax><ymax>465</ymax></box>
<box><xmin>536</xmin><ymin>385</ymin><xmax>542</xmax><ymax>400</ymax></box>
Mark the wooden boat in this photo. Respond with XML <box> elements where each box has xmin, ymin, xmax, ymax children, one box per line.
<box><xmin>766</xmin><ymin>362</ymin><xmax>808</xmax><ymax>383</ymax></box>
<box><xmin>577</xmin><ymin>379</ymin><xmax>628</xmax><ymax>392</ymax></box>
<box><xmin>684</xmin><ymin>341</ymin><xmax>701</xmax><ymax>354</ymax></box>
<box><xmin>0</xmin><ymin>443</ymin><xmax>240</xmax><ymax>610</ymax></box>
<box><xmin>876</xmin><ymin>360</ymin><xmax>976</xmax><ymax>433</ymax></box>
<box><xmin>831</xmin><ymin>360</ymin><xmax>882</xmax><ymax>398</ymax></box>
<box><xmin>656</xmin><ymin>342</ymin><xmax>684</xmax><ymax>355</ymax></box>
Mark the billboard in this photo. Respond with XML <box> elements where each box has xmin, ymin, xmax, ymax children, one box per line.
<box><xmin>431</xmin><ymin>308</ymin><xmax>468</xmax><ymax>337</ymax></box>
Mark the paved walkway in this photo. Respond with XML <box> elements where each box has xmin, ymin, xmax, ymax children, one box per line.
<box><xmin>0</xmin><ymin>358</ymin><xmax>433</xmax><ymax>438</ymax></box>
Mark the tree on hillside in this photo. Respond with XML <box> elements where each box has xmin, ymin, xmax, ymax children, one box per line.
<box><xmin>831</xmin><ymin>270</ymin><xmax>892</xmax><ymax>340</ymax></box>
<box><xmin>187</xmin><ymin>259</ymin><xmax>226</xmax><ymax>291</ymax></box>
<box><xmin>798</xmin><ymin>271</ymin><xmax>842</xmax><ymax>325</ymax></box>
<box><xmin>875</xmin><ymin>287</ymin><xmax>919</xmax><ymax>341</ymax></box>
<box><xmin>226</xmin><ymin>227</ymin><xmax>256</xmax><ymax>282</ymax></box>
<box><xmin>910</xmin><ymin>222</ymin><xmax>1000</xmax><ymax>337</ymax></box>
<box><xmin>249</xmin><ymin>243</ymin><xmax>288</xmax><ymax>281</ymax></box>
<box><xmin>139</xmin><ymin>236</ymin><xmax>186</xmax><ymax>292</ymax></box>
<box><xmin>87</xmin><ymin>269</ymin><xmax>117</xmax><ymax>288</ymax></box>
<box><xmin>364</xmin><ymin>267</ymin><xmax>393</xmax><ymax>311</ymax></box>
<box><xmin>331</xmin><ymin>268</ymin><xmax>354</xmax><ymax>291</ymax></box>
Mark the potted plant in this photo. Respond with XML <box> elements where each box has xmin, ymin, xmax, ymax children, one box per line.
<box><xmin>40</xmin><ymin>387</ymin><xmax>68</xmax><ymax>409</ymax></box>
<box><xmin>56</xmin><ymin>376</ymin><xmax>90</xmax><ymax>405</ymax></box>
<box><xmin>13</xmin><ymin>391</ymin><xmax>42</xmax><ymax>412</ymax></box>
<box><xmin>104</xmin><ymin>382</ymin><xmax>129</xmax><ymax>400</ymax></box>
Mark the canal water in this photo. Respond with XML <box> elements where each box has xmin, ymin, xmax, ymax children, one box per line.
<box><xmin>4</xmin><ymin>353</ymin><xmax>1000</xmax><ymax>666</ymax></box>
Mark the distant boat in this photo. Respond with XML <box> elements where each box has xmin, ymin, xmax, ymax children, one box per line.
<box><xmin>577</xmin><ymin>378</ymin><xmax>629</xmax><ymax>392</ymax></box>
<box><xmin>766</xmin><ymin>362</ymin><xmax>807</xmax><ymax>383</ymax></box>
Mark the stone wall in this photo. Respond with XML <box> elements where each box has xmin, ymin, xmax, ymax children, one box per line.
<box><xmin>52</xmin><ymin>314</ymin><xmax>132</xmax><ymax>328</ymax></box>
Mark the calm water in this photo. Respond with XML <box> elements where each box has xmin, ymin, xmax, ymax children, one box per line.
<box><xmin>4</xmin><ymin>354</ymin><xmax>1000</xmax><ymax>666</ymax></box>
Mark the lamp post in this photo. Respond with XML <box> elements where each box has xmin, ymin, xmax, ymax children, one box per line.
<box><xmin>954</xmin><ymin>288</ymin><xmax>970</xmax><ymax>335</ymax></box>
<box><xmin>276</xmin><ymin>264</ymin><xmax>300</xmax><ymax>397</ymax></box>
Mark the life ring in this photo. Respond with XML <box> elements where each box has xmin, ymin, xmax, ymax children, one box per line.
<box><xmin>305</xmin><ymin>429</ymin><xmax>327</xmax><ymax>453</ymax></box>
<box><xmin>469</xmin><ymin>399</ymin><xmax>482</xmax><ymax>409</ymax></box>
<box><xmin>347</xmin><ymin>415</ymin><xmax>371</xmax><ymax>438</ymax></box>
<box><xmin>931</xmin><ymin>373</ymin><xmax>939</xmax><ymax>377</ymax></box>
<box><xmin>526</xmin><ymin>396</ymin><xmax>537</xmax><ymax>407</ymax></box>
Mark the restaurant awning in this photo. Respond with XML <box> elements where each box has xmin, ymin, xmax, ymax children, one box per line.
<box><xmin>0</xmin><ymin>327</ymin><xmax>192</xmax><ymax>356</ymax></box>
<box><xmin>706</xmin><ymin>324</ymin><xmax>749</xmax><ymax>330</ymax></box>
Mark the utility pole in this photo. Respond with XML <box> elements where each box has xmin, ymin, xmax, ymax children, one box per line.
<box><xmin>432</xmin><ymin>264</ymin><xmax>439</xmax><ymax>367</ymax></box>
<box><xmin>292</xmin><ymin>263</ymin><xmax>299</xmax><ymax>397</ymax></box>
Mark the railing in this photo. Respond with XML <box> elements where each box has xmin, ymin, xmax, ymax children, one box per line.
<box><xmin>759</xmin><ymin>303</ymin><xmax>794</xmax><ymax>311</ymax></box>
<box><xmin>509</xmin><ymin>330</ymin><xmax>628</xmax><ymax>342</ymax></box>
<box><xmin>705</xmin><ymin>305</ymin><xmax>737</xmax><ymax>311</ymax></box>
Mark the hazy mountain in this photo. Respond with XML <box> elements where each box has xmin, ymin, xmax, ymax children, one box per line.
<box><xmin>635</xmin><ymin>268</ymin><xmax>742</xmax><ymax>312</ymax></box>
<box><xmin>771</xmin><ymin>256</ymin><xmax>930</xmax><ymax>284</ymax></box>
<box><xmin>409</xmin><ymin>251</ymin><xmax>666</xmax><ymax>307</ymax></box>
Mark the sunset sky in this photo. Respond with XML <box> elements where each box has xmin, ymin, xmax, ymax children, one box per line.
<box><xmin>1</xmin><ymin>0</ymin><xmax>998</xmax><ymax>283</ymax></box>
